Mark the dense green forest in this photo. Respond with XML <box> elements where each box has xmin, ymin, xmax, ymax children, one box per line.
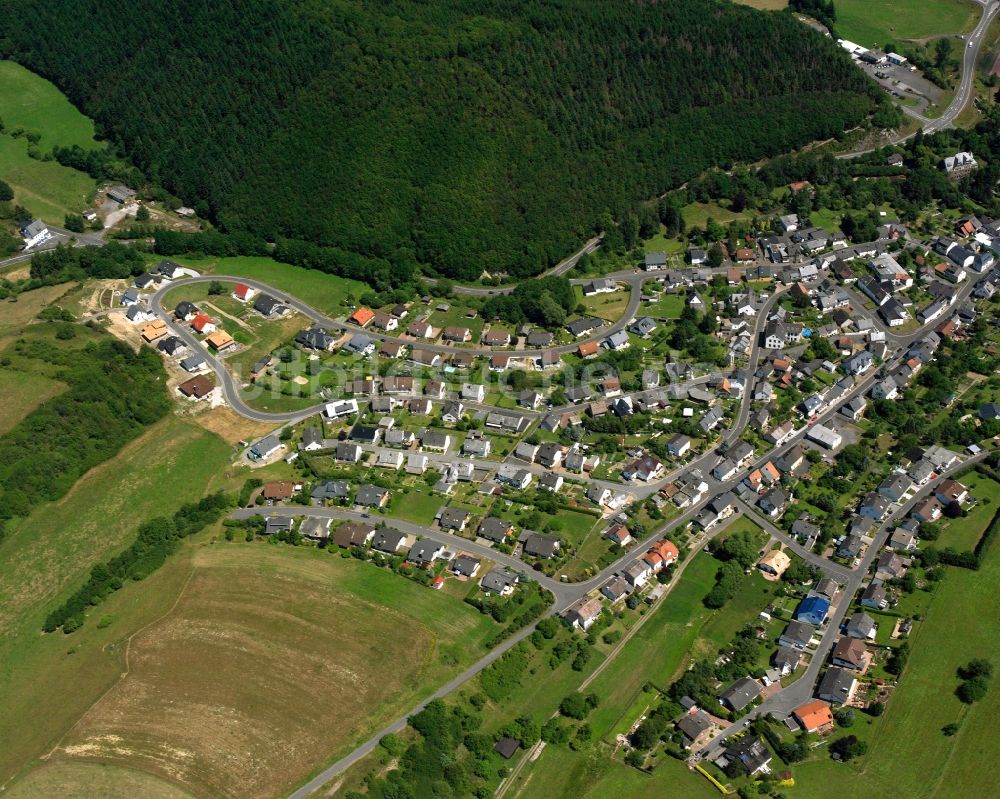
<box><xmin>0</xmin><ymin>0</ymin><xmax>881</xmax><ymax>280</ymax></box>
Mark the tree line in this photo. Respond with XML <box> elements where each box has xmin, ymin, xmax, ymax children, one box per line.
<box><xmin>44</xmin><ymin>492</ymin><xmax>232</xmax><ymax>632</ymax></box>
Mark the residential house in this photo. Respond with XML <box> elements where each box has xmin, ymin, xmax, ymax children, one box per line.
<box><xmin>297</xmin><ymin>325</ymin><xmax>335</xmax><ymax>351</ymax></box>
<box><xmin>477</xmin><ymin>517</ymin><xmax>514</xmax><ymax>543</ymax></box>
<box><xmin>793</xmin><ymin>700</ymin><xmax>834</xmax><ymax>734</ymax></box>
<box><xmin>248</xmin><ymin>434</ymin><xmax>281</xmax><ymax>461</ymax></box>
<box><xmin>831</xmin><ymin>637</ymin><xmax>869</xmax><ymax>672</ymax></box>
<box><xmin>667</xmin><ymin>434</ymin><xmax>692</xmax><ymax>458</ymax></box>
<box><xmin>644</xmin><ymin>539</ymin><xmax>679</xmax><ymax>572</ymax></box>
<box><xmin>876</xmin><ymin>551</ymin><xmax>909</xmax><ymax>582</ymax></box>
<box><xmin>604</xmin><ymin>523</ymin><xmax>632</xmax><ymax>547</ymax></box>
<box><xmin>264</xmin><ymin>516</ymin><xmax>294</xmax><ymax>536</ymax></box>
<box><xmin>564</xmin><ymin>597</ymin><xmax>602</xmax><ymax>630</ymax></box>
<box><xmin>523</xmin><ymin>533</ymin><xmax>561</xmax><ymax>559</ymax></box>
<box><xmin>371</xmin><ymin>528</ymin><xmax>407</xmax><ymax>553</ymax></box>
<box><xmin>623</xmin><ymin>560</ymin><xmax>652</xmax><ymax>589</ymax></box>
<box><xmin>774</xmin><ymin>647</ymin><xmax>801</xmax><ymax>676</ymax></box>
<box><xmin>719</xmin><ymin>677</ymin><xmax>763</xmax><ymax>713</ymax></box>
<box><xmin>481</xmin><ymin>568</ymin><xmax>520</xmax><ymax>596</ymax></box>
<box><xmin>936</xmin><ymin>478</ymin><xmax>969</xmax><ymax>506</ymax></box>
<box><xmin>177</xmin><ymin>375</ymin><xmax>215</xmax><ymax>400</ymax></box>
<box><xmin>254</xmin><ymin>294</ymin><xmax>284</xmax><ymax>317</ymax></box>
<box><xmin>795</xmin><ymin>595</ymin><xmax>830</xmax><ymax>626</ymax></box>
<box><xmin>421</xmin><ymin>430</ymin><xmax>452</xmax><ymax>452</ymax></box>
<box><xmin>355</xmin><ymin>484</ymin><xmax>390</xmax><ymax>508</ymax></box>
<box><xmin>817</xmin><ymin>667</ymin><xmax>858</xmax><ymax>705</ymax></box>
<box><xmin>845</xmin><ymin>612</ymin><xmax>877</xmax><ymax>640</ymax></box>
<box><xmin>724</xmin><ymin>736</ymin><xmax>772</xmax><ymax>776</ymax></box>
<box><xmin>407</xmin><ymin>540</ymin><xmax>445</xmax><ymax>567</ymax></box>
<box><xmin>450</xmin><ymin>555</ymin><xmax>481</xmax><ymax>578</ymax></box>
<box><xmin>333</xmin><ymin>522</ymin><xmax>375</xmax><ymax>548</ymax></box>
<box><xmin>779</xmin><ymin>620</ymin><xmax>816</xmax><ymax>651</ymax></box>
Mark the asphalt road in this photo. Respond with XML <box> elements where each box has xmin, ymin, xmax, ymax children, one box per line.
<box><xmin>925</xmin><ymin>0</ymin><xmax>1000</xmax><ymax>134</ymax></box>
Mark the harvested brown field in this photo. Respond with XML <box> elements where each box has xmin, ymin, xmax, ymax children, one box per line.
<box><xmin>51</xmin><ymin>544</ymin><xmax>497</xmax><ymax>798</ymax></box>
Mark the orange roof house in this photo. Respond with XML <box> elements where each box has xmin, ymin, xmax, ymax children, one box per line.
<box><xmin>191</xmin><ymin>312</ymin><xmax>215</xmax><ymax>333</ymax></box>
<box><xmin>578</xmin><ymin>340</ymin><xmax>599</xmax><ymax>358</ymax></box>
<box><xmin>262</xmin><ymin>481</ymin><xmax>300</xmax><ymax>501</ymax></box>
<box><xmin>206</xmin><ymin>330</ymin><xmax>235</xmax><ymax>351</ymax></box>
<box><xmin>349</xmin><ymin>307</ymin><xmax>375</xmax><ymax>327</ymax></box>
<box><xmin>793</xmin><ymin>700</ymin><xmax>834</xmax><ymax>733</ymax></box>
<box><xmin>644</xmin><ymin>539</ymin><xmax>679</xmax><ymax>570</ymax></box>
<box><xmin>141</xmin><ymin>319</ymin><xmax>167</xmax><ymax>342</ymax></box>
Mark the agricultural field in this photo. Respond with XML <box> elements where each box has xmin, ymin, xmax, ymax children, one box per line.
<box><xmin>0</xmin><ymin>416</ymin><xmax>233</xmax><ymax>789</ymax></box>
<box><xmin>0</xmin><ymin>60</ymin><xmax>99</xmax><ymax>220</ymax></box>
<box><xmin>791</xmin><ymin>529</ymin><xmax>1000</xmax><ymax>799</ymax></box>
<box><xmin>834</xmin><ymin>0</ymin><xmax>977</xmax><ymax>47</ymax></box>
<box><xmin>145</xmin><ymin>255</ymin><xmax>369</xmax><ymax>317</ymax></box>
<box><xmin>43</xmin><ymin>543</ymin><xmax>500</xmax><ymax>799</ymax></box>
<box><xmin>4</xmin><ymin>762</ymin><xmax>193</xmax><ymax>799</ymax></box>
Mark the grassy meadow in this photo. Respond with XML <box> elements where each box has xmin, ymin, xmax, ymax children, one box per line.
<box><xmin>0</xmin><ymin>60</ymin><xmax>99</xmax><ymax>220</ymax></box>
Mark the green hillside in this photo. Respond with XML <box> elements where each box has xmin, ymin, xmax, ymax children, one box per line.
<box><xmin>0</xmin><ymin>0</ymin><xmax>881</xmax><ymax>279</ymax></box>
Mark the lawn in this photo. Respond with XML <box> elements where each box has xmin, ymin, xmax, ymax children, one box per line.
<box><xmin>697</xmin><ymin>569</ymin><xmax>776</xmax><ymax>652</ymax></box>
<box><xmin>145</xmin><ymin>255</ymin><xmax>369</xmax><ymax>317</ymax></box>
<box><xmin>937</xmin><ymin>472</ymin><xmax>1000</xmax><ymax>552</ymax></box>
<box><xmin>577</xmin><ymin>285</ymin><xmax>631</xmax><ymax>323</ymax></box>
<box><xmin>643</xmin><ymin>224</ymin><xmax>686</xmax><ymax>256</ymax></box>
<box><xmin>387</xmin><ymin>485</ymin><xmax>446</xmax><ymax>525</ymax></box>
<box><xmin>834</xmin><ymin>0</ymin><xmax>977</xmax><ymax>46</ymax></box>
<box><xmin>732</xmin><ymin>0</ymin><xmax>787</xmax><ymax>8</ymax></box>
<box><xmin>0</xmin><ymin>416</ymin><xmax>233</xmax><ymax>789</ymax></box>
<box><xmin>644</xmin><ymin>292</ymin><xmax>685</xmax><ymax>320</ymax></box>
<box><xmin>36</xmin><ymin>542</ymin><xmax>500</xmax><ymax>799</ymax></box>
<box><xmin>791</xmin><ymin>524</ymin><xmax>1000</xmax><ymax>799</ymax></box>
<box><xmin>426</xmin><ymin>302</ymin><xmax>485</xmax><ymax>343</ymax></box>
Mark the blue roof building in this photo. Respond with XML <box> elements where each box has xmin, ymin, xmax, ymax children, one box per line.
<box><xmin>794</xmin><ymin>595</ymin><xmax>830</xmax><ymax>626</ymax></box>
